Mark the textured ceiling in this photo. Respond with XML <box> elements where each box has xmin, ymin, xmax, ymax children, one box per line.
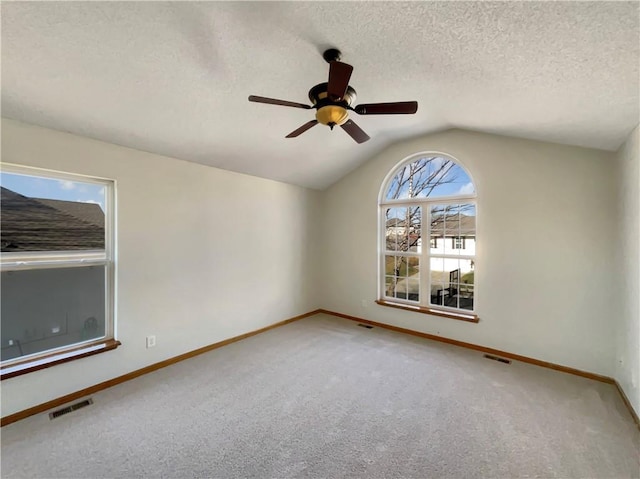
<box><xmin>2</xmin><ymin>2</ymin><xmax>638</xmax><ymax>189</ymax></box>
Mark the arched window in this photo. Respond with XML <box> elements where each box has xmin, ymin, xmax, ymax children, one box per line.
<box><xmin>379</xmin><ymin>153</ymin><xmax>477</xmax><ymax>318</ymax></box>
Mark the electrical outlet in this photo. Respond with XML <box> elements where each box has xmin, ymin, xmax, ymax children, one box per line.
<box><xmin>8</xmin><ymin>339</ymin><xmax>13</xmax><ymax>346</ymax></box>
<box><xmin>146</xmin><ymin>335</ymin><xmax>156</xmax><ymax>348</ymax></box>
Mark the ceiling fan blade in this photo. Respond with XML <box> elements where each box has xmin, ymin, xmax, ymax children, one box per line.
<box><xmin>354</xmin><ymin>101</ymin><xmax>418</xmax><ymax>115</ymax></box>
<box><xmin>327</xmin><ymin>61</ymin><xmax>353</xmax><ymax>100</ymax></box>
<box><xmin>248</xmin><ymin>95</ymin><xmax>312</xmax><ymax>109</ymax></box>
<box><xmin>285</xmin><ymin>120</ymin><xmax>319</xmax><ymax>138</ymax></box>
<box><xmin>340</xmin><ymin>120</ymin><xmax>370</xmax><ymax>144</ymax></box>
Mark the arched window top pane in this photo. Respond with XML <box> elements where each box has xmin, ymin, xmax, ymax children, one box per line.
<box><xmin>384</xmin><ymin>155</ymin><xmax>475</xmax><ymax>201</ymax></box>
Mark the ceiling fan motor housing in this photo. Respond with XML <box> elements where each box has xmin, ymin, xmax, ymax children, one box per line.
<box><xmin>309</xmin><ymin>82</ymin><xmax>357</xmax><ymax>128</ymax></box>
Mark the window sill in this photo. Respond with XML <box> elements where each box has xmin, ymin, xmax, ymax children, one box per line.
<box><xmin>375</xmin><ymin>300</ymin><xmax>479</xmax><ymax>323</ymax></box>
<box><xmin>0</xmin><ymin>339</ymin><xmax>121</xmax><ymax>380</ymax></box>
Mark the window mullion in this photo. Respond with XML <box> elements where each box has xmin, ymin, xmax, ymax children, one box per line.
<box><xmin>420</xmin><ymin>205</ymin><xmax>430</xmax><ymax>307</ymax></box>
<box><xmin>380</xmin><ymin>195</ymin><xmax>476</xmax><ymax>208</ymax></box>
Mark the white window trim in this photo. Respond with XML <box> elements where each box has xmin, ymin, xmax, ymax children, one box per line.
<box><xmin>0</xmin><ymin>163</ymin><xmax>117</xmax><ymax>369</ymax></box>
<box><xmin>378</xmin><ymin>152</ymin><xmax>477</xmax><ymax>317</ymax></box>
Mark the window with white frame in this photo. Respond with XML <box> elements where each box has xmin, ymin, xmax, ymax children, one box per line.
<box><xmin>0</xmin><ymin>165</ymin><xmax>117</xmax><ymax>375</ymax></box>
<box><xmin>379</xmin><ymin>153</ymin><xmax>476</xmax><ymax>315</ymax></box>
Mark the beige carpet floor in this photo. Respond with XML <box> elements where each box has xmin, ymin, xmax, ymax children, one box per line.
<box><xmin>1</xmin><ymin>313</ymin><xmax>639</xmax><ymax>478</ymax></box>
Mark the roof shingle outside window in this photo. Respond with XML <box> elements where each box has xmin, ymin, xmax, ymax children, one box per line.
<box><xmin>0</xmin><ymin>187</ymin><xmax>105</xmax><ymax>252</ymax></box>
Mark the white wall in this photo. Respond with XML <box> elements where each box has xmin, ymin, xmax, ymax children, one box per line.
<box><xmin>0</xmin><ymin>119</ymin><xmax>321</xmax><ymax>417</ymax></box>
<box><xmin>615</xmin><ymin>124</ymin><xmax>640</xmax><ymax>416</ymax></box>
<box><xmin>319</xmin><ymin>129</ymin><xmax>618</xmax><ymax>376</ymax></box>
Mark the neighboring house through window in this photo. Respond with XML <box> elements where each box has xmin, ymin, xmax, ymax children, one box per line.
<box><xmin>0</xmin><ymin>165</ymin><xmax>117</xmax><ymax>376</ymax></box>
<box><xmin>379</xmin><ymin>153</ymin><xmax>477</xmax><ymax>314</ymax></box>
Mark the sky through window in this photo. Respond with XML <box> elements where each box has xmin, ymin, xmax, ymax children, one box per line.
<box><xmin>1</xmin><ymin>172</ymin><xmax>105</xmax><ymax>211</ymax></box>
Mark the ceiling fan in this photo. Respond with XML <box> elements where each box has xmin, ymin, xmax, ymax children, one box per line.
<box><xmin>248</xmin><ymin>49</ymin><xmax>418</xmax><ymax>144</ymax></box>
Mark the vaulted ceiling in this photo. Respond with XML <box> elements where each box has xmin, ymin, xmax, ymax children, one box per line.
<box><xmin>2</xmin><ymin>2</ymin><xmax>638</xmax><ymax>189</ymax></box>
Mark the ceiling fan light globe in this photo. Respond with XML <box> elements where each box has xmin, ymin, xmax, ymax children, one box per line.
<box><xmin>316</xmin><ymin>105</ymin><xmax>349</xmax><ymax>126</ymax></box>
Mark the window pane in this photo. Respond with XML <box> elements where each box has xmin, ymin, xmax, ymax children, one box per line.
<box><xmin>407</xmin><ymin>278</ymin><xmax>420</xmax><ymax>302</ymax></box>
<box><xmin>461</xmin><ymin>204</ymin><xmax>476</xmax><ymax>256</ymax></box>
<box><xmin>385</xmin><ymin>207</ymin><xmax>404</xmax><ymax>252</ymax></box>
<box><xmin>385</xmin><ymin>157</ymin><xmax>475</xmax><ymax>200</ymax></box>
<box><xmin>385</xmin><ymin>255</ymin><xmax>419</xmax><ymax>277</ymax></box>
<box><xmin>430</xmin><ymin>205</ymin><xmax>444</xmax><ymax>256</ymax></box>
<box><xmin>437</xmin><ymin>203</ymin><xmax>475</xmax><ymax>255</ymax></box>
<box><xmin>433</xmin><ymin>259</ymin><xmax>475</xmax><ymax>311</ymax></box>
<box><xmin>394</xmin><ymin>276</ymin><xmax>419</xmax><ymax>302</ymax></box>
<box><xmin>461</xmin><ymin>260</ymin><xmax>475</xmax><ymax>285</ymax></box>
<box><xmin>459</xmin><ymin>258</ymin><xmax>475</xmax><ymax>310</ymax></box>
<box><xmin>1</xmin><ymin>266</ymin><xmax>106</xmax><ymax>361</ymax></box>
<box><xmin>430</xmin><ymin>205</ymin><xmax>445</xmax><ymax>232</ymax></box>
<box><xmin>444</xmin><ymin>261</ymin><xmax>461</xmax><ymax>308</ymax></box>
<box><xmin>385</xmin><ymin>255</ymin><xmax>400</xmax><ymax>276</ymax></box>
<box><xmin>430</xmin><ymin>257</ymin><xmax>445</xmax><ymax>306</ymax></box>
<box><xmin>385</xmin><ymin>234</ymin><xmax>398</xmax><ymax>252</ymax></box>
<box><xmin>1</xmin><ymin>172</ymin><xmax>106</xmax><ymax>252</ymax></box>
<box><xmin>385</xmin><ymin>276</ymin><xmax>395</xmax><ymax>297</ymax></box>
<box><xmin>461</xmin><ymin>204</ymin><xmax>476</xmax><ymax>234</ymax></box>
<box><xmin>406</xmin><ymin>257</ymin><xmax>419</xmax><ymax>277</ymax></box>
<box><xmin>459</xmin><ymin>285</ymin><xmax>474</xmax><ymax>310</ymax></box>
<box><xmin>386</xmin><ymin>206</ymin><xmax>421</xmax><ymax>253</ymax></box>
<box><xmin>443</xmin><ymin>205</ymin><xmax>460</xmax><ymax>255</ymax></box>
<box><xmin>385</xmin><ymin>256</ymin><xmax>419</xmax><ymax>302</ymax></box>
<box><xmin>407</xmin><ymin>206</ymin><xmax>421</xmax><ymax>253</ymax></box>
<box><xmin>394</xmin><ymin>277</ymin><xmax>408</xmax><ymax>300</ymax></box>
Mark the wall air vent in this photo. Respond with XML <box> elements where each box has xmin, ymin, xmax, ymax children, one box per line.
<box><xmin>483</xmin><ymin>354</ymin><xmax>512</xmax><ymax>364</ymax></box>
<box><xmin>357</xmin><ymin>324</ymin><xmax>374</xmax><ymax>329</ymax></box>
<box><xmin>49</xmin><ymin>398</ymin><xmax>93</xmax><ymax>419</ymax></box>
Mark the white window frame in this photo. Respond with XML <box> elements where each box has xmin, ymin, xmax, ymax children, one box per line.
<box><xmin>0</xmin><ymin>163</ymin><xmax>116</xmax><ymax>369</ymax></box>
<box><xmin>378</xmin><ymin>152</ymin><xmax>477</xmax><ymax>316</ymax></box>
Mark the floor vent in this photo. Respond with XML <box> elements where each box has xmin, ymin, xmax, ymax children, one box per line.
<box><xmin>49</xmin><ymin>398</ymin><xmax>93</xmax><ymax>420</ymax></box>
<box><xmin>483</xmin><ymin>354</ymin><xmax>512</xmax><ymax>364</ymax></box>
<box><xmin>357</xmin><ymin>323</ymin><xmax>374</xmax><ymax>329</ymax></box>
